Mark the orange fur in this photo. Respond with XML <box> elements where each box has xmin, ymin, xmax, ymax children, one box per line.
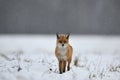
<box><xmin>55</xmin><ymin>33</ymin><xmax>73</xmax><ymax>74</ymax></box>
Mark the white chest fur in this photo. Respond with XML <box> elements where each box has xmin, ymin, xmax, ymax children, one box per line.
<box><xmin>58</xmin><ymin>47</ymin><xmax>67</xmax><ymax>60</ymax></box>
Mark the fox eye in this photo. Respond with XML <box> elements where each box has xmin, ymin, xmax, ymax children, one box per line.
<box><xmin>59</xmin><ymin>41</ymin><xmax>62</xmax><ymax>43</ymax></box>
<box><xmin>64</xmin><ymin>41</ymin><xmax>66</xmax><ymax>43</ymax></box>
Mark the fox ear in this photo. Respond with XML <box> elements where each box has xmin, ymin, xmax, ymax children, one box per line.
<box><xmin>66</xmin><ymin>33</ymin><xmax>70</xmax><ymax>39</ymax></box>
<box><xmin>56</xmin><ymin>33</ymin><xmax>59</xmax><ymax>39</ymax></box>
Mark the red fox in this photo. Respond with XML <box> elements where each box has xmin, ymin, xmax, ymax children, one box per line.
<box><xmin>55</xmin><ymin>33</ymin><xmax>73</xmax><ymax>74</ymax></box>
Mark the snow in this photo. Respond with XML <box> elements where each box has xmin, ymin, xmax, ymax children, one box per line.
<box><xmin>0</xmin><ymin>35</ymin><xmax>120</xmax><ymax>80</ymax></box>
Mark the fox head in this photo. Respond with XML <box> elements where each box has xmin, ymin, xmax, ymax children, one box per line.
<box><xmin>56</xmin><ymin>33</ymin><xmax>70</xmax><ymax>48</ymax></box>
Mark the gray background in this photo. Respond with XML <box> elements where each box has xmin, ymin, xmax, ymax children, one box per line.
<box><xmin>0</xmin><ymin>0</ymin><xmax>120</xmax><ymax>34</ymax></box>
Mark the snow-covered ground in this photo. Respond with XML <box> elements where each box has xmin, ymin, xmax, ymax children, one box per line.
<box><xmin>0</xmin><ymin>35</ymin><xmax>120</xmax><ymax>80</ymax></box>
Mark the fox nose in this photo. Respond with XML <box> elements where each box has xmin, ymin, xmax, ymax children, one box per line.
<box><xmin>62</xmin><ymin>44</ymin><xmax>64</xmax><ymax>46</ymax></box>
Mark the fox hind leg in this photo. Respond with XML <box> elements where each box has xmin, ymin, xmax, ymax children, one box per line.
<box><xmin>67</xmin><ymin>59</ymin><xmax>71</xmax><ymax>71</ymax></box>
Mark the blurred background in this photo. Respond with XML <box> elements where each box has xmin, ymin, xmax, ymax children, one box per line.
<box><xmin>0</xmin><ymin>0</ymin><xmax>120</xmax><ymax>35</ymax></box>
